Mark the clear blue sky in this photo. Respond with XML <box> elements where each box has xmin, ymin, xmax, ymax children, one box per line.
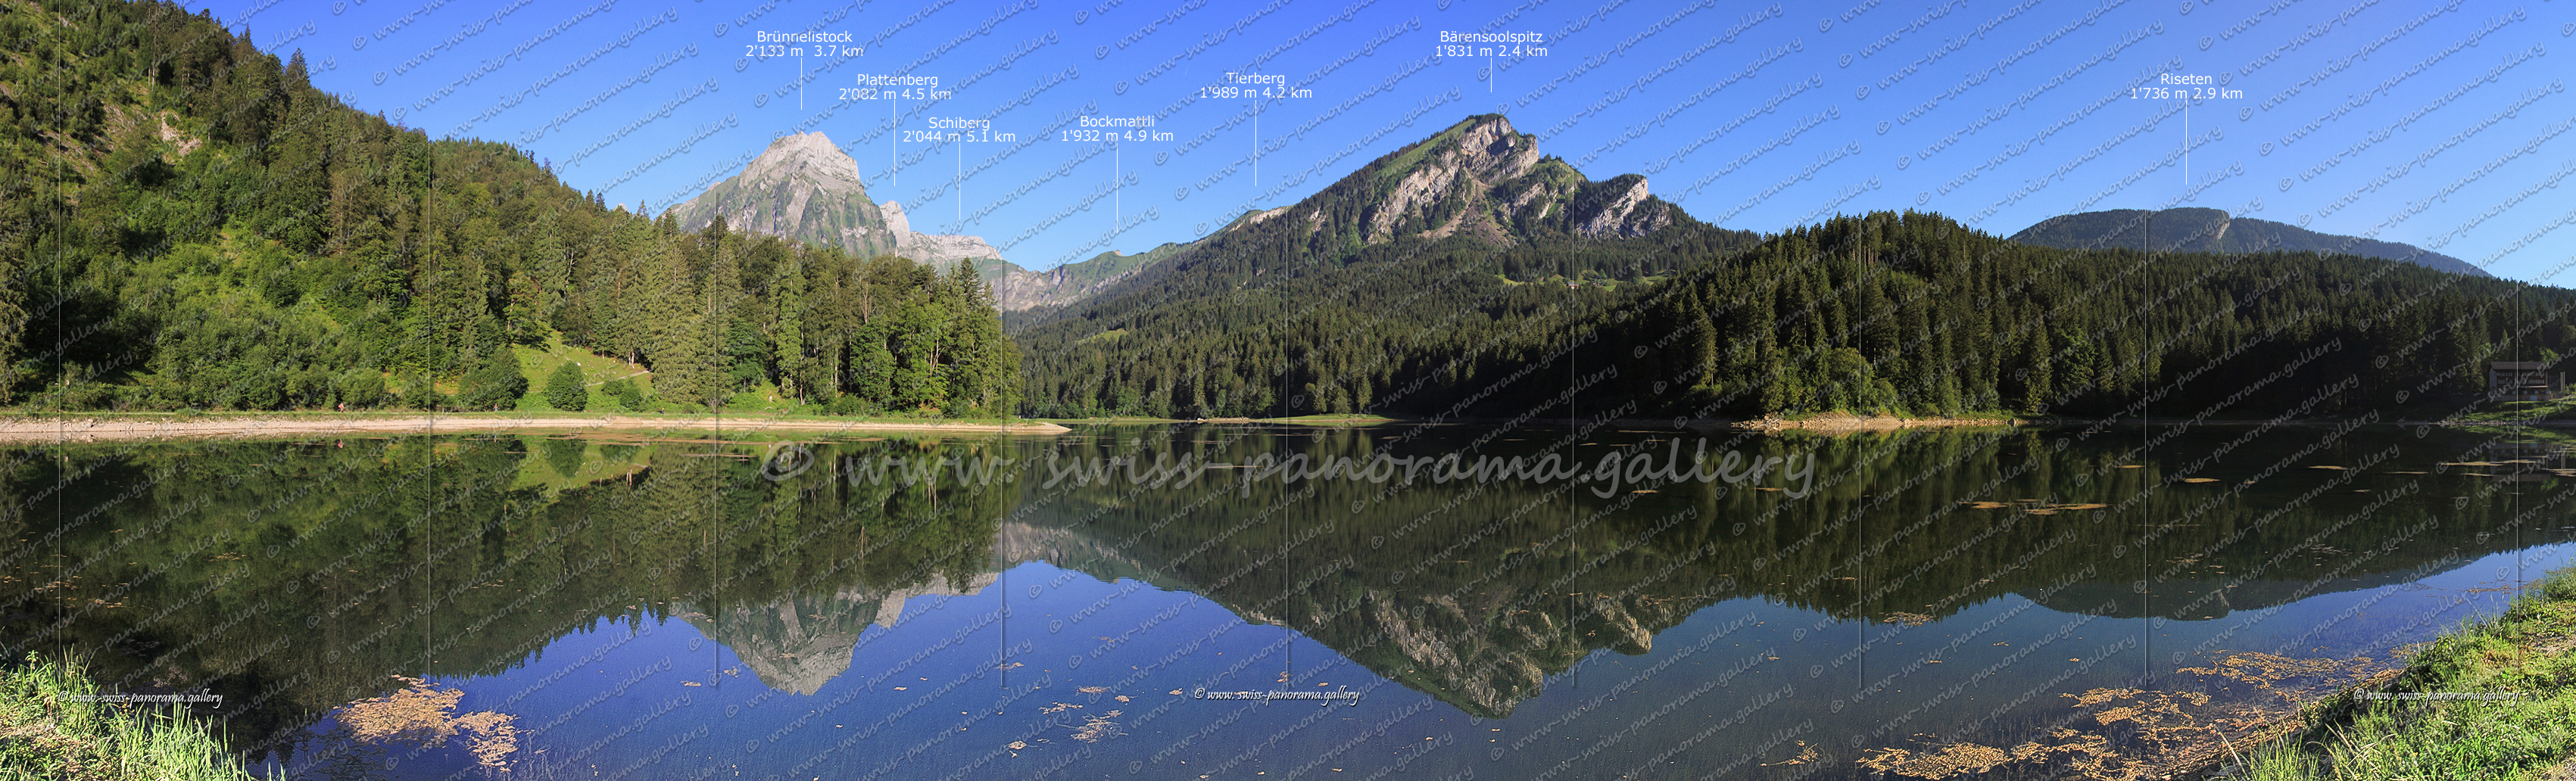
<box><xmin>217</xmin><ymin>0</ymin><xmax>2570</xmax><ymax>279</ymax></box>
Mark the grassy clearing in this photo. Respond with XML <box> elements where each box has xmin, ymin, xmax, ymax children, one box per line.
<box><xmin>1770</xmin><ymin>407</ymin><xmax>2022</xmax><ymax>422</ymax></box>
<box><xmin>0</xmin><ymin>653</ymin><xmax>263</xmax><ymax>781</ymax></box>
<box><xmin>2222</xmin><ymin>567</ymin><xmax>2576</xmax><ymax>779</ymax></box>
<box><xmin>1258</xmin><ymin>413</ymin><xmax>1403</xmax><ymax>425</ymax></box>
<box><xmin>509</xmin><ymin>338</ymin><xmax>655</xmax><ymax>412</ymax></box>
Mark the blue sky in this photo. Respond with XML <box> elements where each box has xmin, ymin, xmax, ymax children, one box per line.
<box><xmin>218</xmin><ymin>0</ymin><xmax>2570</xmax><ymax>279</ymax></box>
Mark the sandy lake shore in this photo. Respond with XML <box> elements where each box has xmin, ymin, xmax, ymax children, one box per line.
<box><xmin>1723</xmin><ymin>412</ymin><xmax>2024</xmax><ymax>433</ymax></box>
<box><xmin>0</xmin><ymin>415</ymin><xmax>1071</xmax><ymax>443</ymax></box>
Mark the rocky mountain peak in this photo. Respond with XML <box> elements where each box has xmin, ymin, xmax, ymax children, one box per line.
<box><xmin>1573</xmin><ymin>174</ymin><xmax>1666</xmax><ymax>239</ymax></box>
<box><xmin>740</xmin><ymin>131</ymin><xmax>872</xmax><ymax>198</ymax></box>
<box><xmin>1437</xmin><ymin>114</ymin><xmax>1547</xmax><ymax>182</ymax></box>
<box><xmin>1343</xmin><ymin>114</ymin><xmax>1670</xmax><ymax>247</ymax></box>
<box><xmin>666</xmin><ymin>131</ymin><xmax>1005</xmax><ymax>270</ymax></box>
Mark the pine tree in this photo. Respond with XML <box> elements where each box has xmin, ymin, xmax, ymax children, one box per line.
<box><xmin>504</xmin><ymin>272</ymin><xmax>546</xmax><ymax>345</ymax></box>
<box><xmin>852</xmin><ymin>319</ymin><xmax>894</xmax><ymax>406</ymax></box>
<box><xmin>939</xmin><ymin>262</ymin><xmax>1006</xmax><ymax>415</ymax></box>
<box><xmin>893</xmin><ymin>293</ymin><xmax>947</xmax><ymax>411</ymax></box>
<box><xmin>699</xmin><ymin>228</ymin><xmax>745</xmax><ymax>409</ymax></box>
<box><xmin>0</xmin><ymin>246</ymin><xmax>19</xmax><ymax>404</ymax></box>
<box><xmin>771</xmin><ymin>248</ymin><xmax>808</xmax><ymax>399</ymax></box>
<box><xmin>525</xmin><ymin>211</ymin><xmax>569</xmax><ymax>324</ymax></box>
<box><xmin>632</xmin><ymin>233</ymin><xmax>689</xmax><ymax>366</ymax></box>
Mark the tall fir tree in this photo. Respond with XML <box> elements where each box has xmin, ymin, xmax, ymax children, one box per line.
<box><xmin>771</xmin><ymin>247</ymin><xmax>808</xmax><ymax>399</ymax></box>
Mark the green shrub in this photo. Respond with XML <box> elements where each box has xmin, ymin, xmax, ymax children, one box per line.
<box><xmin>400</xmin><ymin>374</ymin><xmax>450</xmax><ymax>410</ymax></box>
<box><xmin>454</xmin><ymin>351</ymin><xmax>529</xmax><ymax>411</ymax></box>
<box><xmin>543</xmin><ymin>362</ymin><xmax>587</xmax><ymax>411</ymax></box>
<box><xmin>600</xmin><ymin>378</ymin><xmax>642</xmax><ymax>410</ymax></box>
<box><xmin>826</xmin><ymin>394</ymin><xmax>870</xmax><ymax>415</ymax></box>
<box><xmin>337</xmin><ymin>372</ymin><xmax>387</xmax><ymax>409</ymax></box>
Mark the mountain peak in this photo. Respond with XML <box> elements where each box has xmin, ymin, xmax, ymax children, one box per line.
<box><xmin>668</xmin><ymin>131</ymin><xmax>1006</xmax><ymax>269</ymax></box>
<box><xmin>1330</xmin><ymin>111</ymin><xmax>1667</xmax><ymax>247</ymax></box>
<box><xmin>735</xmin><ymin>131</ymin><xmax>871</xmax><ymax>198</ymax></box>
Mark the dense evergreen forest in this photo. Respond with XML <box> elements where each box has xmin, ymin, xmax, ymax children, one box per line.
<box><xmin>1601</xmin><ymin>212</ymin><xmax>2575</xmax><ymax>419</ymax></box>
<box><xmin>1017</xmin><ymin>152</ymin><xmax>2575</xmax><ymax>422</ymax></box>
<box><xmin>6</xmin><ymin>2</ymin><xmax>2564</xmax><ymax>422</ymax></box>
<box><xmin>0</xmin><ymin>1</ymin><xmax>1019</xmax><ymax>415</ymax></box>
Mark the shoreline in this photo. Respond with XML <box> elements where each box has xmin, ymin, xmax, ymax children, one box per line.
<box><xmin>1721</xmin><ymin>412</ymin><xmax>2024</xmax><ymax>433</ymax></box>
<box><xmin>2175</xmin><ymin>563</ymin><xmax>2576</xmax><ymax>779</ymax></box>
<box><xmin>6</xmin><ymin>411</ymin><xmax>2556</xmax><ymax>443</ymax></box>
<box><xmin>0</xmin><ymin>414</ymin><xmax>1071</xmax><ymax>443</ymax></box>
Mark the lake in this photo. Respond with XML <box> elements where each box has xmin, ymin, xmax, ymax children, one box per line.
<box><xmin>4</xmin><ymin>422</ymin><xmax>2568</xmax><ymax>779</ymax></box>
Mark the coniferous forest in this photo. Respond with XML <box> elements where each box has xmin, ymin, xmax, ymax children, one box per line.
<box><xmin>1012</xmin><ymin>154</ymin><xmax>2576</xmax><ymax>422</ymax></box>
<box><xmin>0</xmin><ymin>1</ymin><xmax>1020</xmax><ymax>416</ymax></box>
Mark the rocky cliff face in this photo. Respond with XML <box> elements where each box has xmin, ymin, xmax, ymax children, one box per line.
<box><xmin>665</xmin><ymin>132</ymin><xmax>1005</xmax><ymax>269</ymax></box>
<box><xmin>879</xmin><ymin>198</ymin><xmax>1006</xmax><ymax>263</ymax></box>
<box><xmin>1573</xmin><ymin>174</ymin><xmax>1672</xmax><ymax>239</ymax></box>
<box><xmin>1346</xmin><ymin>114</ymin><xmax>1673</xmax><ymax>248</ymax></box>
<box><xmin>669</xmin><ymin>132</ymin><xmax>1168</xmax><ymax>312</ymax></box>
<box><xmin>978</xmin><ymin>244</ymin><xmax>1179</xmax><ymax>313</ymax></box>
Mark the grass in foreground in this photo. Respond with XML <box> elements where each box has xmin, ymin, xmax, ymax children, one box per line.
<box><xmin>2231</xmin><ymin>568</ymin><xmax>2576</xmax><ymax>779</ymax></box>
<box><xmin>0</xmin><ymin>653</ymin><xmax>261</xmax><ymax>781</ymax></box>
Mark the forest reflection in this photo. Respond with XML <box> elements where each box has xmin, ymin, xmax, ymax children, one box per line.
<box><xmin>0</xmin><ymin>422</ymin><xmax>2552</xmax><ymax>752</ymax></box>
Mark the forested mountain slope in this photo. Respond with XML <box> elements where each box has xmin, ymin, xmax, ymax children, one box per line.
<box><xmin>1011</xmin><ymin>114</ymin><xmax>1760</xmax><ymax>418</ymax></box>
<box><xmin>0</xmin><ymin>0</ymin><xmax>1017</xmax><ymax>415</ymax></box>
<box><xmin>2011</xmin><ymin>207</ymin><xmax>2488</xmax><ymax>278</ymax></box>
<box><xmin>1594</xmin><ymin>211</ymin><xmax>2566</xmax><ymax>420</ymax></box>
<box><xmin>1014</xmin><ymin>116</ymin><xmax>2571</xmax><ymax>421</ymax></box>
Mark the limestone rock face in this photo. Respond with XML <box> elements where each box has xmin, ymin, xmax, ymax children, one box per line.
<box><xmin>1573</xmin><ymin>175</ymin><xmax>1671</xmax><ymax>239</ymax></box>
<box><xmin>668</xmin><ymin>132</ymin><xmax>1160</xmax><ymax>311</ymax></box>
<box><xmin>665</xmin><ymin>131</ymin><xmax>1005</xmax><ymax>269</ymax></box>
<box><xmin>1346</xmin><ymin>115</ymin><xmax>1672</xmax><ymax>248</ymax></box>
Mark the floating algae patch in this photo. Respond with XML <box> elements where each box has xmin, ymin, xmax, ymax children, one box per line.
<box><xmin>1855</xmin><ymin>742</ymin><xmax>2018</xmax><ymax>778</ymax></box>
<box><xmin>1881</xmin><ymin>611</ymin><xmax>1935</xmax><ymax>627</ymax></box>
<box><xmin>1070</xmin><ymin>711</ymin><xmax>1122</xmax><ymax>742</ymax></box>
<box><xmin>1854</xmin><ymin>653</ymin><xmax>2400</xmax><ymax>780</ymax></box>
<box><xmin>332</xmin><ymin>676</ymin><xmax>519</xmax><ymax>772</ymax></box>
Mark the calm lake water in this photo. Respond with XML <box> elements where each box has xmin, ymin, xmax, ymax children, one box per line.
<box><xmin>4</xmin><ymin>422</ymin><xmax>2570</xmax><ymax>779</ymax></box>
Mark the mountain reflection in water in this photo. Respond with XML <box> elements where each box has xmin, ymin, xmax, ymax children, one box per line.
<box><xmin>3</xmin><ymin>424</ymin><xmax>2567</xmax><ymax>779</ymax></box>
